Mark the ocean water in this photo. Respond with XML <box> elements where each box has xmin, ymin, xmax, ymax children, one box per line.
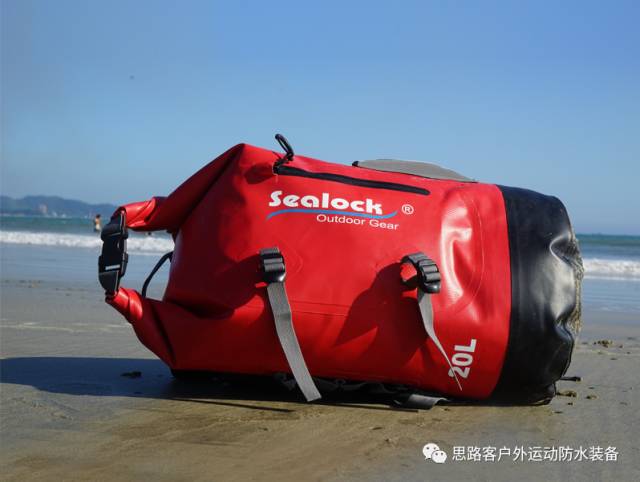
<box><xmin>1</xmin><ymin>216</ymin><xmax>639</xmax><ymax>314</ymax></box>
<box><xmin>0</xmin><ymin>216</ymin><xmax>174</xmax><ymax>254</ymax></box>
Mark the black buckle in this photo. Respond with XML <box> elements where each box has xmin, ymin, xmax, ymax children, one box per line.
<box><xmin>402</xmin><ymin>252</ymin><xmax>441</xmax><ymax>294</ymax></box>
<box><xmin>259</xmin><ymin>247</ymin><xmax>286</xmax><ymax>283</ymax></box>
<box><xmin>98</xmin><ymin>212</ymin><xmax>129</xmax><ymax>295</ymax></box>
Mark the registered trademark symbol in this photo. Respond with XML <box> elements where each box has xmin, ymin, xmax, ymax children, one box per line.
<box><xmin>402</xmin><ymin>204</ymin><xmax>414</xmax><ymax>215</ymax></box>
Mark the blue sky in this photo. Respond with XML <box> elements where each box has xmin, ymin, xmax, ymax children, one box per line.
<box><xmin>2</xmin><ymin>0</ymin><xmax>639</xmax><ymax>234</ymax></box>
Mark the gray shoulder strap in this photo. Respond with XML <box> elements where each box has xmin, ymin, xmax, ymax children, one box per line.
<box><xmin>260</xmin><ymin>248</ymin><xmax>321</xmax><ymax>402</ymax></box>
<box><xmin>417</xmin><ymin>289</ymin><xmax>461</xmax><ymax>391</ymax></box>
<box><xmin>402</xmin><ymin>252</ymin><xmax>463</xmax><ymax>392</ymax></box>
<box><xmin>353</xmin><ymin>159</ymin><xmax>474</xmax><ymax>182</ymax></box>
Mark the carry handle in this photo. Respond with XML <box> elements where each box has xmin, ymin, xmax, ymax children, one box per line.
<box><xmin>274</xmin><ymin>133</ymin><xmax>295</xmax><ymax>168</ymax></box>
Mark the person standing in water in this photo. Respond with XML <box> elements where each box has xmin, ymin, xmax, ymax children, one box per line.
<box><xmin>94</xmin><ymin>214</ymin><xmax>102</xmax><ymax>232</ymax></box>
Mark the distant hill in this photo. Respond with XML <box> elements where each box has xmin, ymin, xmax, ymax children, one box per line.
<box><xmin>0</xmin><ymin>195</ymin><xmax>118</xmax><ymax>218</ymax></box>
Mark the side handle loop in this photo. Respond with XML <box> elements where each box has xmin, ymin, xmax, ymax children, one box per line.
<box><xmin>142</xmin><ymin>251</ymin><xmax>173</xmax><ymax>298</ymax></box>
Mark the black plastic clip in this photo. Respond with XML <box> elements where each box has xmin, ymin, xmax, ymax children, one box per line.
<box><xmin>259</xmin><ymin>247</ymin><xmax>286</xmax><ymax>283</ymax></box>
<box><xmin>274</xmin><ymin>133</ymin><xmax>294</xmax><ymax>169</ymax></box>
<box><xmin>98</xmin><ymin>212</ymin><xmax>129</xmax><ymax>295</ymax></box>
<box><xmin>401</xmin><ymin>252</ymin><xmax>441</xmax><ymax>294</ymax></box>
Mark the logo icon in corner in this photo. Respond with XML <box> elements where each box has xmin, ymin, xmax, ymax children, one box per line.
<box><xmin>401</xmin><ymin>203</ymin><xmax>414</xmax><ymax>215</ymax></box>
<box><xmin>423</xmin><ymin>443</ymin><xmax>447</xmax><ymax>464</ymax></box>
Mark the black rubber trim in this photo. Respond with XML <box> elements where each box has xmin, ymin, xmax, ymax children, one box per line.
<box><xmin>493</xmin><ymin>186</ymin><xmax>583</xmax><ymax>403</ymax></box>
<box><xmin>274</xmin><ymin>165</ymin><xmax>430</xmax><ymax>196</ymax></box>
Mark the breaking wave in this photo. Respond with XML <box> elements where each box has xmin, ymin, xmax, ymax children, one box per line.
<box><xmin>0</xmin><ymin>230</ymin><xmax>173</xmax><ymax>254</ymax></box>
<box><xmin>1</xmin><ymin>230</ymin><xmax>639</xmax><ymax>279</ymax></box>
<box><xmin>581</xmin><ymin>258</ymin><xmax>640</xmax><ymax>280</ymax></box>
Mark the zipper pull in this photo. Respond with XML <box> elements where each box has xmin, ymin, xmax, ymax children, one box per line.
<box><xmin>274</xmin><ymin>133</ymin><xmax>295</xmax><ymax>169</ymax></box>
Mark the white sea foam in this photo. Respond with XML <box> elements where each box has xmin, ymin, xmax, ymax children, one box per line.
<box><xmin>0</xmin><ymin>230</ymin><xmax>173</xmax><ymax>254</ymax></box>
<box><xmin>582</xmin><ymin>258</ymin><xmax>640</xmax><ymax>280</ymax></box>
<box><xmin>2</xmin><ymin>230</ymin><xmax>639</xmax><ymax>280</ymax></box>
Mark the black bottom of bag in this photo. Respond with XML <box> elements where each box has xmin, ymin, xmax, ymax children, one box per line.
<box><xmin>493</xmin><ymin>186</ymin><xmax>584</xmax><ymax>403</ymax></box>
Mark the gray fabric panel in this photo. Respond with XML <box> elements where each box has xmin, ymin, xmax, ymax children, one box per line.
<box><xmin>266</xmin><ymin>282</ymin><xmax>321</xmax><ymax>402</ymax></box>
<box><xmin>354</xmin><ymin>159</ymin><xmax>474</xmax><ymax>182</ymax></box>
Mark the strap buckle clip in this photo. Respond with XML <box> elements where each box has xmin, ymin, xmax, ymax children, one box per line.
<box><xmin>98</xmin><ymin>212</ymin><xmax>129</xmax><ymax>295</ymax></box>
<box><xmin>259</xmin><ymin>247</ymin><xmax>286</xmax><ymax>283</ymax></box>
<box><xmin>401</xmin><ymin>252</ymin><xmax>441</xmax><ymax>294</ymax></box>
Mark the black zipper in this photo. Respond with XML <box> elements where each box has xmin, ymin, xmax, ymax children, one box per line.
<box><xmin>274</xmin><ymin>165</ymin><xmax>430</xmax><ymax>196</ymax></box>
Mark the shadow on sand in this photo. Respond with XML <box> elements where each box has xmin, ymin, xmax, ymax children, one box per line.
<box><xmin>0</xmin><ymin>356</ymin><xmax>415</xmax><ymax>413</ymax></box>
<box><xmin>1</xmin><ymin>357</ymin><xmax>543</xmax><ymax>412</ymax></box>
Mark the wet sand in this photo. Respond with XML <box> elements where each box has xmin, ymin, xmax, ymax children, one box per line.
<box><xmin>1</xmin><ymin>277</ymin><xmax>639</xmax><ymax>481</ymax></box>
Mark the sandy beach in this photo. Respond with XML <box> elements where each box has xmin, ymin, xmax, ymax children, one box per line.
<box><xmin>3</xmin><ymin>0</ymin><xmax>639</xmax><ymax>479</ymax></box>
<box><xmin>1</xmin><ymin>244</ymin><xmax>639</xmax><ymax>481</ymax></box>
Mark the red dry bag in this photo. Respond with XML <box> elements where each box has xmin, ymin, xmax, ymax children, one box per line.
<box><xmin>99</xmin><ymin>135</ymin><xmax>583</xmax><ymax>405</ymax></box>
